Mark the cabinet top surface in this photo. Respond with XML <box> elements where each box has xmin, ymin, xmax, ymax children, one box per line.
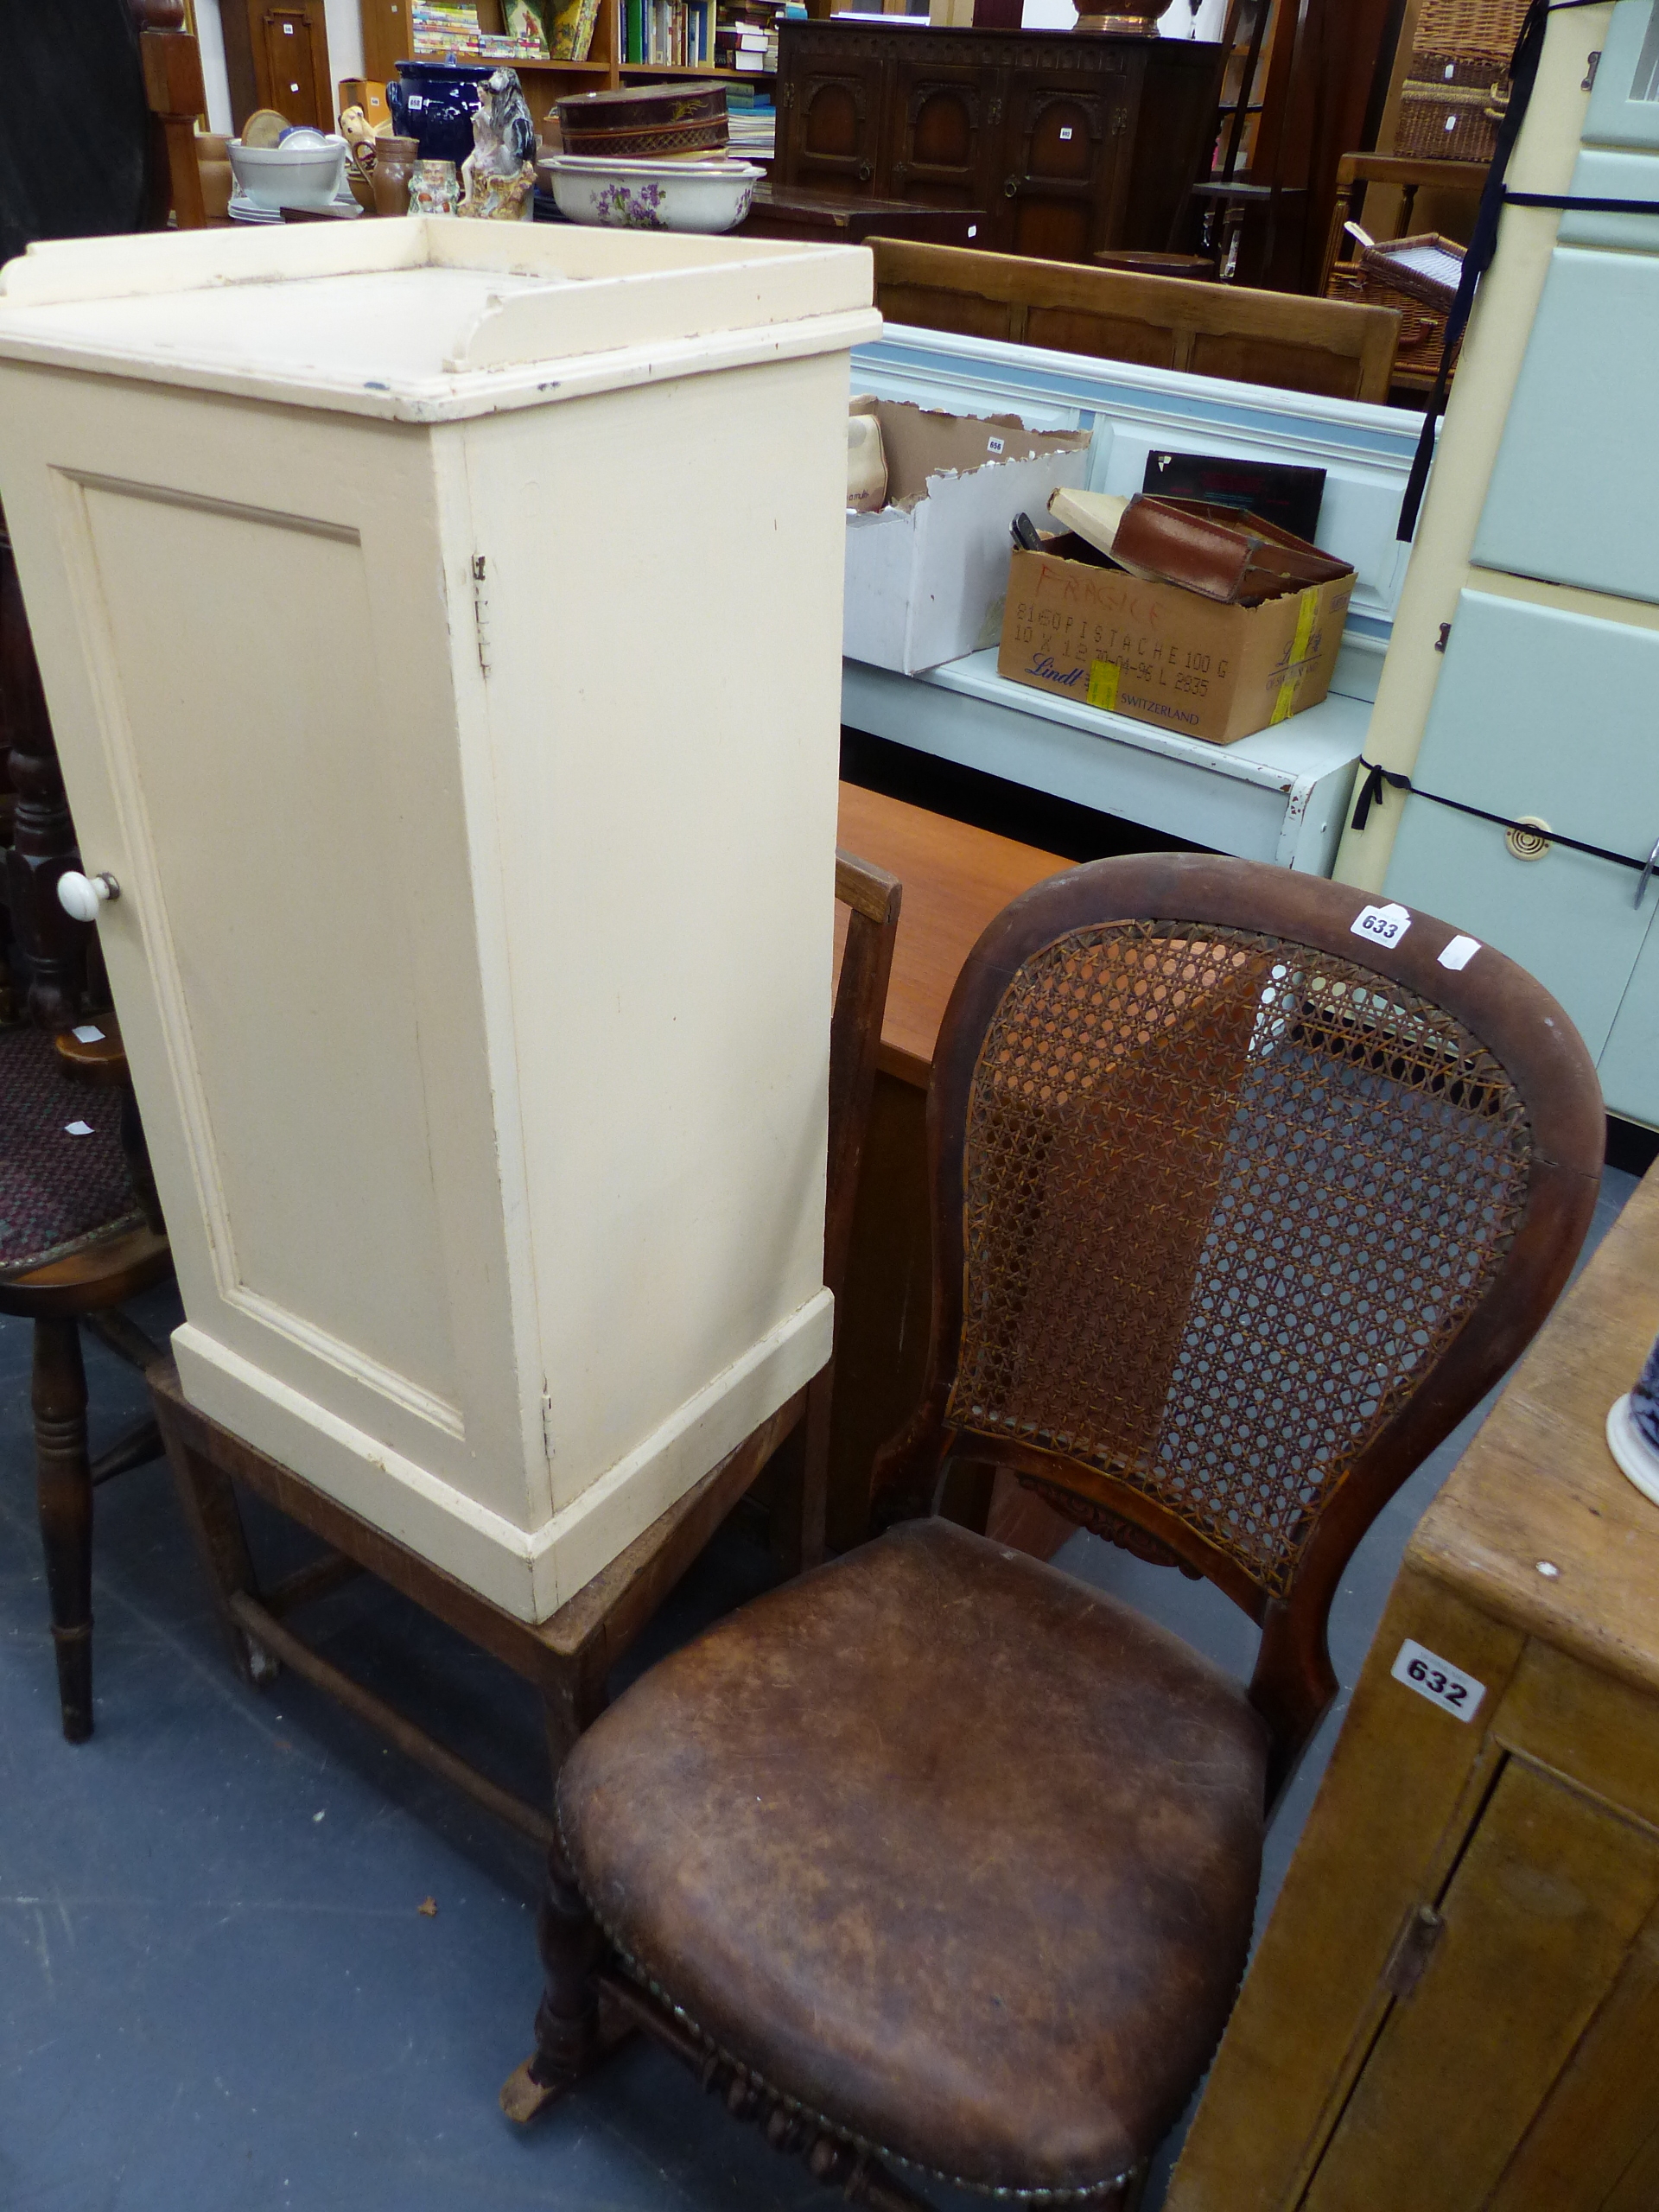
<box><xmin>0</xmin><ymin>221</ymin><xmax>877</xmax><ymax>422</ymax></box>
<box><xmin>780</xmin><ymin>18</ymin><xmax>1221</xmax><ymax>54</ymax></box>
<box><xmin>1410</xmin><ymin>1160</ymin><xmax>1659</xmax><ymax>1688</ymax></box>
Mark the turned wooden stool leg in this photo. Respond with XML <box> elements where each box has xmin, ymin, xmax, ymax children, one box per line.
<box><xmin>500</xmin><ymin>1839</ymin><xmax>604</xmax><ymax>2123</ymax></box>
<box><xmin>33</xmin><ymin>1317</ymin><xmax>94</xmax><ymax>1741</ymax></box>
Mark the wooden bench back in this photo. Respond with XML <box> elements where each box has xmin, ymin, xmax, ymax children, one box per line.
<box><xmin>868</xmin><ymin>239</ymin><xmax>1402</xmax><ymax>405</ymax></box>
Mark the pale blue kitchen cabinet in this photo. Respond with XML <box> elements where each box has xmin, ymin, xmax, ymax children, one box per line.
<box><xmin>1384</xmin><ymin>0</ymin><xmax>1659</xmax><ymax>1126</ymax></box>
<box><xmin>1384</xmin><ymin>591</ymin><xmax>1659</xmax><ymax>1062</ymax></box>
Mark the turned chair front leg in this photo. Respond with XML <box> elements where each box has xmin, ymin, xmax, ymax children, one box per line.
<box><xmin>32</xmin><ymin>1315</ymin><xmax>94</xmax><ymax>1741</ymax></box>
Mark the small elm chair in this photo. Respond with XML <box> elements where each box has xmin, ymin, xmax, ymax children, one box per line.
<box><xmin>506</xmin><ymin>852</ymin><xmax>1605</xmax><ymax>2209</ymax></box>
<box><xmin>149</xmin><ymin>850</ymin><xmax>902</xmax><ymax>1830</ymax></box>
<box><xmin>0</xmin><ymin>1022</ymin><xmax>169</xmax><ymax>1740</ymax></box>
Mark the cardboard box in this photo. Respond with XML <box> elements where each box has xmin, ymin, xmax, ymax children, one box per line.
<box><xmin>844</xmin><ymin>400</ymin><xmax>1090</xmax><ymax>675</ymax></box>
<box><xmin>996</xmin><ymin>531</ymin><xmax>1354</xmax><ymax>745</ymax></box>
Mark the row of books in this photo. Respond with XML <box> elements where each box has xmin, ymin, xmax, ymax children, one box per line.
<box><xmin>410</xmin><ymin>0</ymin><xmax>600</xmax><ymax>61</ymax></box>
<box><xmin>413</xmin><ymin>0</ymin><xmax>780</xmax><ymax>71</ymax></box>
<box><xmin>620</xmin><ymin>0</ymin><xmax>779</xmax><ymax>69</ymax></box>
<box><xmin>623</xmin><ymin>0</ymin><xmax>712</xmax><ymax>65</ymax></box>
<box><xmin>411</xmin><ymin>2</ymin><xmax>495</xmax><ymax>54</ymax></box>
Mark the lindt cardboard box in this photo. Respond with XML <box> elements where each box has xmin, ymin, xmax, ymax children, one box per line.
<box><xmin>997</xmin><ymin>531</ymin><xmax>1354</xmax><ymax>746</ymax></box>
<box><xmin>845</xmin><ymin>400</ymin><xmax>1090</xmax><ymax>675</ymax></box>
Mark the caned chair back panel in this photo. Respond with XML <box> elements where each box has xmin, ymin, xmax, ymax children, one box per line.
<box><xmin>875</xmin><ymin>854</ymin><xmax>1604</xmax><ymax>1787</ymax></box>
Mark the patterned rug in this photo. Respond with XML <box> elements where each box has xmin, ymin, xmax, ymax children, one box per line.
<box><xmin>0</xmin><ymin>1022</ymin><xmax>143</xmax><ymax>1278</ymax></box>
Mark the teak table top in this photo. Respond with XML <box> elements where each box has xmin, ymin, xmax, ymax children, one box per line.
<box><xmin>835</xmin><ymin>780</ymin><xmax>1070</xmax><ymax>1090</ymax></box>
<box><xmin>1410</xmin><ymin>1160</ymin><xmax>1659</xmax><ymax>1701</ymax></box>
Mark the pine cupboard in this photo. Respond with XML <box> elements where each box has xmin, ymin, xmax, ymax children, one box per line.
<box><xmin>1169</xmin><ymin>1161</ymin><xmax>1659</xmax><ymax>2212</ymax></box>
<box><xmin>0</xmin><ymin>219</ymin><xmax>879</xmax><ymax>1624</ymax></box>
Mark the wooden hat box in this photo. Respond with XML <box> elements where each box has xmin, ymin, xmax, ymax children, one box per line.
<box><xmin>0</xmin><ymin>219</ymin><xmax>879</xmax><ymax>1621</ymax></box>
<box><xmin>556</xmin><ymin>81</ymin><xmax>729</xmax><ymax>159</ymax></box>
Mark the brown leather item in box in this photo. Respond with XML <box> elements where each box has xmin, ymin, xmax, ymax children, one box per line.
<box><xmin>1111</xmin><ymin>495</ymin><xmax>1352</xmax><ymax>606</ymax></box>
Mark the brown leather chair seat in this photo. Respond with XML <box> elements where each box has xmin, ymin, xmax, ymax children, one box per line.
<box><xmin>559</xmin><ymin>1516</ymin><xmax>1268</xmax><ymax>2199</ymax></box>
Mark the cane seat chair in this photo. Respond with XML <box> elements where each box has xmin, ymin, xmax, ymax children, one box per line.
<box><xmin>512</xmin><ymin>853</ymin><xmax>1605</xmax><ymax>2208</ymax></box>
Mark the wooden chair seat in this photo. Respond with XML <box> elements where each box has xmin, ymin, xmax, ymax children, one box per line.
<box><xmin>559</xmin><ymin>1515</ymin><xmax>1267</xmax><ymax>2200</ymax></box>
<box><xmin>0</xmin><ymin>1023</ymin><xmax>146</xmax><ymax>1280</ymax></box>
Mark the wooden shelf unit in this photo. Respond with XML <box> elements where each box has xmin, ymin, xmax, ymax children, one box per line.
<box><xmin>359</xmin><ymin>0</ymin><xmax>779</xmax><ymax>118</ymax></box>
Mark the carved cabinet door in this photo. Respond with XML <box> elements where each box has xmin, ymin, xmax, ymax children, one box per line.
<box><xmin>996</xmin><ymin>71</ymin><xmax>1133</xmax><ymax>261</ymax></box>
<box><xmin>779</xmin><ymin>52</ymin><xmax>888</xmax><ymax>196</ymax></box>
<box><xmin>885</xmin><ymin>60</ymin><xmax>997</xmax><ymax>211</ymax></box>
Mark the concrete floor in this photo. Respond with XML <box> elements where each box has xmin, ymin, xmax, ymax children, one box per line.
<box><xmin>0</xmin><ymin>1163</ymin><xmax>1637</xmax><ymax>2211</ymax></box>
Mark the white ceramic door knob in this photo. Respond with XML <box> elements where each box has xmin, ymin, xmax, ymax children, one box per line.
<box><xmin>57</xmin><ymin>870</ymin><xmax>121</xmax><ymax>922</ymax></box>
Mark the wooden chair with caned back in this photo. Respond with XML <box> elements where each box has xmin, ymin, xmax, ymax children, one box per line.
<box><xmin>869</xmin><ymin>238</ymin><xmax>1402</xmax><ymax>404</ymax></box>
<box><xmin>507</xmin><ymin>851</ymin><xmax>1604</xmax><ymax>2208</ymax></box>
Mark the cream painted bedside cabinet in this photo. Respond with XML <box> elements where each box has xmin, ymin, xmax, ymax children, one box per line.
<box><xmin>0</xmin><ymin>219</ymin><xmax>880</xmax><ymax>1622</ymax></box>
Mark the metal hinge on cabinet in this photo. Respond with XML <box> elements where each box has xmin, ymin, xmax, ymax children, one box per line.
<box><xmin>473</xmin><ymin>554</ymin><xmax>492</xmax><ymax>677</ymax></box>
<box><xmin>1382</xmin><ymin>1904</ymin><xmax>1445</xmax><ymax>2000</ymax></box>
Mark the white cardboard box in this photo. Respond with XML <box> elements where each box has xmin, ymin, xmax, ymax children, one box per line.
<box><xmin>843</xmin><ymin>399</ymin><xmax>1091</xmax><ymax>675</ymax></box>
<box><xmin>0</xmin><ymin>219</ymin><xmax>880</xmax><ymax>1622</ymax></box>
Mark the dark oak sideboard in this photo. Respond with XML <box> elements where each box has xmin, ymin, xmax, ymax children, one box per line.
<box><xmin>773</xmin><ymin>20</ymin><xmax>1224</xmax><ymax>263</ymax></box>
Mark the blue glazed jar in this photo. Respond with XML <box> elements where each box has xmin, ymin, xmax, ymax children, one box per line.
<box><xmin>385</xmin><ymin>60</ymin><xmax>495</xmax><ymax>167</ymax></box>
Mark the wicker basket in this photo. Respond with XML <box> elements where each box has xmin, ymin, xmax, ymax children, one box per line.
<box><xmin>1360</xmin><ymin>231</ymin><xmax>1465</xmax><ymax>311</ymax></box>
<box><xmin>1393</xmin><ymin>0</ymin><xmax>1524</xmax><ymax>163</ymax></box>
<box><xmin>1327</xmin><ymin>265</ymin><xmax>1460</xmax><ymax>388</ymax></box>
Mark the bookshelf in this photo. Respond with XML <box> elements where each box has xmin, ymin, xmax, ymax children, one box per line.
<box><xmin>360</xmin><ymin>0</ymin><xmax>777</xmax><ymax>125</ymax></box>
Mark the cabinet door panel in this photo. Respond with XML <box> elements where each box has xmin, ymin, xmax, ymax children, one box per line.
<box><xmin>1388</xmin><ymin>802</ymin><xmax>1651</xmax><ymax>1065</ymax></box>
<box><xmin>1382</xmin><ymin>588</ymin><xmax>1659</xmax><ymax>1060</ymax></box>
<box><xmin>1395</xmin><ymin>588</ymin><xmax>1659</xmax><ymax>853</ymax></box>
<box><xmin>1305</xmin><ymin>1758</ymin><xmax>1659</xmax><ymax>2212</ymax></box>
<box><xmin>1486</xmin><ymin>1908</ymin><xmax>1659</xmax><ymax>2211</ymax></box>
<box><xmin>253</xmin><ymin>3</ymin><xmax>330</xmax><ymax>132</ymax></box>
<box><xmin>1475</xmin><ymin>246</ymin><xmax>1659</xmax><ymax>602</ymax></box>
<box><xmin>887</xmin><ymin>63</ymin><xmax>994</xmax><ymax>208</ymax></box>
<box><xmin>783</xmin><ymin>58</ymin><xmax>886</xmax><ymax>195</ymax></box>
<box><xmin>71</xmin><ymin>478</ymin><xmax>461</xmax><ymax>1410</ymax></box>
<box><xmin>1581</xmin><ymin>0</ymin><xmax>1659</xmax><ymax>149</ymax></box>
<box><xmin>1001</xmin><ymin>81</ymin><xmax>1128</xmax><ymax>263</ymax></box>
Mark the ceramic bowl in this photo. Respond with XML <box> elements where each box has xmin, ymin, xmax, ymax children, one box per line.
<box><xmin>544</xmin><ymin>154</ymin><xmax>760</xmax><ymax>233</ymax></box>
<box><xmin>228</xmin><ymin>136</ymin><xmax>349</xmax><ymax>211</ymax></box>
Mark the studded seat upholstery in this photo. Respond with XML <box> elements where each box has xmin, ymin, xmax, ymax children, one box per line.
<box><xmin>560</xmin><ymin>1516</ymin><xmax>1267</xmax><ymax>2202</ymax></box>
